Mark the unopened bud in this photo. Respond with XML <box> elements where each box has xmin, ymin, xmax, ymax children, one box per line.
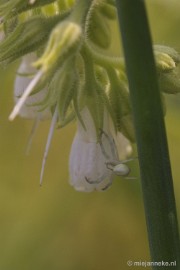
<box><xmin>34</xmin><ymin>21</ymin><xmax>82</xmax><ymax>72</ymax></box>
<box><xmin>155</xmin><ymin>52</ymin><xmax>176</xmax><ymax>72</ymax></box>
<box><xmin>154</xmin><ymin>45</ymin><xmax>180</xmax><ymax>64</ymax></box>
<box><xmin>158</xmin><ymin>69</ymin><xmax>180</xmax><ymax>94</ymax></box>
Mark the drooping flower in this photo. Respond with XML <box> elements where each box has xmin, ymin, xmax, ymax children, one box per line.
<box><xmin>69</xmin><ymin>107</ymin><xmax>132</xmax><ymax>192</ymax></box>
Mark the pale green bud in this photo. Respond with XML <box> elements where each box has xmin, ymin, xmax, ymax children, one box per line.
<box><xmin>155</xmin><ymin>52</ymin><xmax>176</xmax><ymax>72</ymax></box>
<box><xmin>154</xmin><ymin>46</ymin><xmax>180</xmax><ymax>94</ymax></box>
<box><xmin>154</xmin><ymin>45</ymin><xmax>180</xmax><ymax>65</ymax></box>
<box><xmin>34</xmin><ymin>21</ymin><xmax>82</xmax><ymax>72</ymax></box>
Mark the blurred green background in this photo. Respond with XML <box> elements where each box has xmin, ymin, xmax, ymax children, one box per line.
<box><xmin>0</xmin><ymin>1</ymin><xmax>180</xmax><ymax>269</ymax></box>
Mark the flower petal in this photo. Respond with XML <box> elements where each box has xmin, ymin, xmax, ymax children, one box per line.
<box><xmin>14</xmin><ymin>53</ymin><xmax>51</xmax><ymax>120</ymax></box>
<box><xmin>69</xmin><ymin>132</ymin><xmax>113</xmax><ymax>192</ymax></box>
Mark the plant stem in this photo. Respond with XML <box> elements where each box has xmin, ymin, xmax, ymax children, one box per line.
<box><xmin>70</xmin><ymin>0</ymin><xmax>93</xmax><ymax>24</ymax></box>
<box><xmin>85</xmin><ymin>42</ymin><xmax>125</xmax><ymax>69</ymax></box>
<box><xmin>115</xmin><ymin>0</ymin><xmax>180</xmax><ymax>267</ymax></box>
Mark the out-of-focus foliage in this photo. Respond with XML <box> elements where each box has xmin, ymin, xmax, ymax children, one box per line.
<box><xmin>0</xmin><ymin>1</ymin><xmax>179</xmax><ymax>269</ymax></box>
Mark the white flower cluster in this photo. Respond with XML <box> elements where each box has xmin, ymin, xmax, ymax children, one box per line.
<box><xmin>1</xmin><ymin>1</ymin><xmax>179</xmax><ymax>192</ymax></box>
<box><xmin>12</xmin><ymin>53</ymin><xmax>132</xmax><ymax>192</ymax></box>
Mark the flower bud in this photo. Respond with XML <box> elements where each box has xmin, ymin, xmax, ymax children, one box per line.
<box><xmin>155</xmin><ymin>52</ymin><xmax>176</xmax><ymax>72</ymax></box>
<box><xmin>158</xmin><ymin>69</ymin><xmax>180</xmax><ymax>94</ymax></box>
<box><xmin>34</xmin><ymin>21</ymin><xmax>82</xmax><ymax>72</ymax></box>
<box><xmin>154</xmin><ymin>45</ymin><xmax>180</xmax><ymax>64</ymax></box>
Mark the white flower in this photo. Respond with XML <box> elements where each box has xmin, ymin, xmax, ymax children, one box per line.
<box><xmin>14</xmin><ymin>53</ymin><xmax>51</xmax><ymax>120</ymax></box>
<box><xmin>69</xmin><ymin>107</ymin><xmax>132</xmax><ymax>192</ymax></box>
<box><xmin>110</xmin><ymin>125</ymin><xmax>132</xmax><ymax>161</ymax></box>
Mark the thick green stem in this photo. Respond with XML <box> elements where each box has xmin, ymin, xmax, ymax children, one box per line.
<box><xmin>115</xmin><ymin>0</ymin><xmax>180</xmax><ymax>267</ymax></box>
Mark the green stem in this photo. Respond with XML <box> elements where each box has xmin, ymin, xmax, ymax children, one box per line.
<box><xmin>115</xmin><ymin>0</ymin><xmax>180</xmax><ymax>267</ymax></box>
<box><xmin>70</xmin><ymin>0</ymin><xmax>93</xmax><ymax>24</ymax></box>
<box><xmin>85</xmin><ymin>42</ymin><xmax>125</xmax><ymax>69</ymax></box>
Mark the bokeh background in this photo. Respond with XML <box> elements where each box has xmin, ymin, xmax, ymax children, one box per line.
<box><xmin>0</xmin><ymin>1</ymin><xmax>180</xmax><ymax>269</ymax></box>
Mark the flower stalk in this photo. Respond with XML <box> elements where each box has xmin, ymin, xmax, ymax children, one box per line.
<box><xmin>115</xmin><ymin>0</ymin><xmax>180</xmax><ymax>266</ymax></box>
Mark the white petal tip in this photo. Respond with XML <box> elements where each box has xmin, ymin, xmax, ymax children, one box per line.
<box><xmin>39</xmin><ymin>173</ymin><xmax>44</xmax><ymax>187</ymax></box>
<box><xmin>9</xmin><ymin>109</ymin><xmax>18</xmax><ymax>121</ymax></box>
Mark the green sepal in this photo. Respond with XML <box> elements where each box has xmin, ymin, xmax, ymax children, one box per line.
<box><xmin>107</xmin><ymin>67</ymin><xmax>131</xmax><ymax>130</ymax></box>
<box><xmin>58</xmin><ymin>69</ymin><xmax>76</xmax><ymax>122</ymax></box>
<box><xmin>94</xmin><ymin>66</ymin><xmax>109</xmax><ymax>87</ymax></box>
<box><xmin>0</xmin><ymin>0</ymin><xmax>56</xmax><ymax>20</ymax></box>
<box><xmin>72</xmin><ymin>78</ymin><xmax>86</xmax><ymax>130</ymax></box>
<box><xmin>96</xmin><ymin>80</ymin><xmax>116</xmax><ymax>132</ymax></box>
<box><xmin>33</xmin><ymin>59</ymin><xmax>76</xmax><ymax>121</ymax></box>
<box><xmin>120</xmin><ymin>114</ymin><xmax>136</xmax><ymax>143</ymax></box>
<box><xmin>158</xmin><ymin>68</ymin><xmax>180</xmax><ymax>94</ymax></box>
<box><xmin>57</xmin><ymin>0</ymin><xmax>74</xmax><ymax>12</ymax></box>
<box><xmin>35</xmin><ymin>68</ymin><xmax>66</xmax><ymax>110</ymax></box>
<box><xmin>0</xmin><ymin>14</ymin><xmax>65</xmax><ymax>63</ymax></box>
<box><xmin>87</xmin><ymin>10</ymin><xmax>111</xmax><ymax>49</ymax></box>
<box><xmin>58</xmin><ymin>109</ymin><xmax>76</xmax><ymax>128</ymax></box>
<box><xmin>28</xmin><ymin>67</ymin><xmax>65</xmax><ymax>111</ymax></box>
<box><xmin>3</xmin><ymin>17</ymin><xmax>18</xmax><ymax>36</ymax></box>
<box><xmin>82</xmin><ymin>80</ymin><xmax>104</xmax><ymax>138</ymax></box>
<box><xmin>98</xmin><ymin>3</ymin><xmax>117</xmax><ymax>20</ymax></box>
